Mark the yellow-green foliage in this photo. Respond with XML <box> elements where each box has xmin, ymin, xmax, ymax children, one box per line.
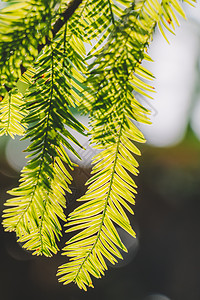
<box><xmin>0</xmin><ymin>0</ymin><xmax>195</xmax><ymax>290</ymax></box>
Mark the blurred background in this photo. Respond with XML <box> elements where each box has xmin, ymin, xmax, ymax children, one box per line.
<box><xmin>1</xmin><ymin>2</ymin><xmax>200</xmax><ymax>300</ymax></box>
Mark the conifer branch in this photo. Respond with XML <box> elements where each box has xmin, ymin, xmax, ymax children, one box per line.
<box><xmin>1</xmin><ymin>0</ymin><xmax>196</xmax><ymax>289</ymax></box>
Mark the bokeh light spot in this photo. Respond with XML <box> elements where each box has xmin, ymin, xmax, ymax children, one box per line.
<box><xmin>5</xmin><ymin>136</ymin><xmax>29</xmax><ymax>172</ymax></box>
<box><xmin>144</xmin><ymin>294</ymin><xmax>171</xmax><ymax>300</ymax></box>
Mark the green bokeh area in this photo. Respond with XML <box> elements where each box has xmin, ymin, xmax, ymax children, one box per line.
<box><xmin>16</xmin><ymin>80</ymin><xmax>29</xmax><ymax>95</ymax></box>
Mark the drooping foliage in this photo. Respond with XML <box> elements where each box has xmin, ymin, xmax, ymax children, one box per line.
<box><xmin>0</xmin><ymin>0</ymin><xmax>195</xmax><ymax>290</ymax></box>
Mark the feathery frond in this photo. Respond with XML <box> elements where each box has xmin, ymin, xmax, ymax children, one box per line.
<box><xmin>57</xmin><ymin>0</ymin><xmax>194</xmax><ymax>289</ymax></box>
<box><xmin>0</xmin><ymin>0</ymin><xmax>62</xmax><ymax>136</ymax></box>
<box><xmin>2</xmin><ymin>38</ymin><xmax>87</xmax><ymax>256</ymax></box>
<box><xmin>0</xmin><ymin>90</ymin><xmax>26</xmax><ymax>137</ymax></box>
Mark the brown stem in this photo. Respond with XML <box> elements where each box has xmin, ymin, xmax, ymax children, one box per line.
<box><xmin>38</xmin><ymin>0</ymin><xmax>83</xmax><ymax>52</ymax></box>
<box><xmin>20</xmin><ymin>0</ymin><xmax>83</xmax><ymax>77</ymax></box>
<box><xmin>52</xmin><ymin>0</ymin><xmax>83</xmax><ymax>38</ymax></box>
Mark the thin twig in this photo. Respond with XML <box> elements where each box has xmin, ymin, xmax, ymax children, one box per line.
<box><xmin>52</xmin><ymin>0</ymin><xmax>83</xmax><ymax>38</ymax></box>
<box><xmin>38</xmin><ymin>0</ymin><xmax>83</xmax><ymax>52</ymax></box>
<box><xmin>9</xmin><ymin>0</ymin><xmax>84</xmax><ymax>88</ymax></box>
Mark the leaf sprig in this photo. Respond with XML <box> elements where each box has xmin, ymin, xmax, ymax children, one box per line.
<box><xmin>2</xmin><ymin>41</ymin><xmax>86</xmax><ymax>256</ymax></box>
<box><xmin>57</xmin><ymin>0</ymin><xmax>195</xmax><ymax>289</ymax></box>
